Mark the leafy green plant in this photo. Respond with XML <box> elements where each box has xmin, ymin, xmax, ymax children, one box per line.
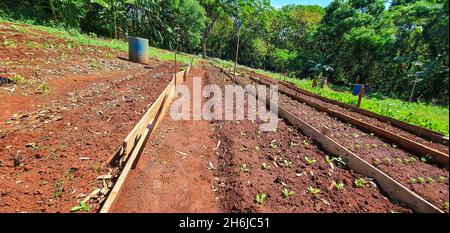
<box><xmin>384</xmin><ymin>157</ymin><xmax>392</xmax><ymax>165</ymax></box>
<box><xmin>282</xmin><ymin>188</ymin><xmax>295</xmax><ymax>198</ymax></box>
<box><xmin>444</xmin><ymin>202</ymin><xmax>449</xmax><ymax>210</ymax></box>
<box><xmin>307</xmin><ymin>186</ymin><xmax>321</xmax><ymax>196</ymax></box>
<box><xmin>70</xmin><ymin>201</ymin><xmax>91</xmax><ymax>212</ymax></box>
<box><xmin>255</xmin><ymin>193</ymin><xmax>267</xmax><ymax>204</ymax></box>
<box><xmin>332</xmin><ymin>181</ymin><xmax>344</xmax><ymax>190</ymax></box>
<box><xmin>37</xmin><ymin>80</ymin><xmax>50</xmax><ymax>94</ymax></box>
<box><xmin>269</xmin><ymin>141</ymin><xmax>278</xmax><ymax>149</ymax></box>
<box><xmin>10</xmin><ymin>74</ymin><xmax>27</xmax><ymax>85</ymax></box>
<box><xmin>261</xmin><ymin>162</ymin><xmax>270</xmax><ymax>170</ymax></box>
<box><xmin>372</xmin><ymin>158</ymin><xmax>382</xmax><ymax>166</ymax></box>
<box><xmin>439</xmin><ymin>176</ymin><xmax>446</xmax><ymax>183</ymax></box>
<box><xmin>240</xmin><ymin>164</ymin><xmax>250</xmax><ymax>173</ymax></box>
<box><xmin>427</xmin><ymin>177</ymin><xmax>434</xmax><ymax>183</ymax></box>
<box><xmin>304</xmin><ymin>156</ymin><xmax>316</xmax><ymax>165</ymax></box>
<box><xmin>409</xmin><ymin>178</ymin><xmax>417</xmax><ymax>184</ymax></box>
<box><xmin>354</xmin><ymin>178</ymin><xmax>366</xmax><ymax>188</ymax></box>
<box><xmin>283</xmin><ymin>159</ymin><xmax>292</xmax><ymax>168</ymax></box>
<box><xmin>396</xmin><ymin>157</ymin><xmax>403</xmax><ymax>164</ymax></box>
<box><xmin>417</xmin><ymin>177</ymin><xmax>425</xmax><ymax>184</ymax></box>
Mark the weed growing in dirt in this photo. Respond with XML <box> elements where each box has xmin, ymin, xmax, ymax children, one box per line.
<box><xmin>304</xmin><ymin>156</ymin><xmax>316</xmax><ymax>165</ymax></box>
<box><xmin>71</xmin><ymin>201</ymin><xmax>91</xmax><ymax>212</ymax></box>
<box><xmin>255</xmin><ymin>194</ymin><xmax>267</xmax><ymax>204</ymax></box>
<box><xmin>282</xmin><ymin>188</ymin><xmax>295</xmax><ymax>198</ymax></box>
<box><xmin>52</xmin><ymin>188</ymin><xmax>64</xmax><ymax>198</ymax></box>
<box><xmin>307</xmin><ymin>186</ymin><xmax>321</xmax><ymax>196</ymax></box>
<box><xmin>354</xmin><ymin>178</ymin><xmax>366</xmax><ymax>188</ymax></box>
<box><xmin>240</xmin><ymin>164</ymin><xmax>250</xmax><ymax>173</ymax></box>
<box><xmin>261</xmin><ymin>162</ymin><xmax>270</xmax><ymax>170</ymax></box>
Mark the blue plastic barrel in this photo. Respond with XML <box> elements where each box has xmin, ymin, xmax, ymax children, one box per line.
<box><xmin>128</xmin><ymin>37</ymin><xmax>149</xmax><ymax>64</ymax></box>
<box><xmin>352</xmin><ymin>84</ymin><xmax>362</xmax><ymax>96</ymax></box>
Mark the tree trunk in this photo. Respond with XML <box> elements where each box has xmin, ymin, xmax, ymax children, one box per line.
<box><xmin>201</xmin><ymin>15</ymin><xmax>218</xmax><ymax>59</ymax></box>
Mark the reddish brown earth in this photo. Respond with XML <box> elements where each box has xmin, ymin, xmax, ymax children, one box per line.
<box><xmin>203</xmin><ymin>65</ymin><xmax>411</xmax><ymax>213</ymax></box>
<box><xmin>111</xmin><ymin>68</ymin><xmax>220</xmax><ymax>213</ymax></box>
<box><xmin>0</xmin><ymin>22</ymin><xmax>175</xmax><ymax>213</ymax></box>
<box><xmin>233</xmin><ymin>70</ymin><xmax>449</xmax><ymax>212</ymax></box>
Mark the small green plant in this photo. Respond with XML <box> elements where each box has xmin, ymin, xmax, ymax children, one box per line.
<box><xmin>283</xmin><ymin>159</ymin><xmax>292</xmax><ymax>168</ymax></box>
<box><xmin>444</xmin><ymin>202</ymin><xmax>449</xmax><ymax>210</ymax></box>
<box><xmin>304</xmin><ymin>156</ymin><xmax>316</xmax><ymax>165</ymax></box>
<box><xmin>354</xmin><ymin>178</ymin><xmax>366</xmax><ymax>188</ymax></box>
<box><xmin>282</xmin><ymin>188</ymin><xmax>295</xmax><ymax>198</ymax></box>
<box><xmin>417</xmin><ymin>177</ymin><xmax>425</xmax><ymax>184</ymax></box>
<box><xmin>240</xmin><ymin>164</ymin><xmax>250</xmax><ymax>173</ymax></box>
<box><xmin>439</xmin><ymin>176</ymin><xmax>446</xmax><ymax>183</ymax></box>
<box><xmin>240</xmin><ymin>131</ymin><xmax>247</xmax><ymax>138</ymax></box>
<box><xmin>10</xmin><ymin>74</ymin><xmax>27</xmax><ymax>85</ymax></box>
<box><xmin>410</xmin><ymin>157</ymin><xmax>418</xmax><ymax>162</ymax></box>
<box><xmin>255</xmin><ymin>193</ymin><xmax>267</xmax><ymax>204</ymax></box>
<box><xmin>269</xmin><ymin>141</ymin><xmax>278</xmax><ymax>149</ymax></box>
<box><xmin>261</xmin><ymin>162</ymin><xmax>270</xmax><ymax>170</ymax></box>
<box><xmin>290</xmin><ymin>141</ymin><xmax>300</xmax><ymax>147</ymax></box>
<box><xmin>52</xmin><ymin>188</ymin><xmax>64</xmax><ymax>198</ymax></box>
<box><xmin>396</xmin><ymin>157</ymin><xmax>403</xmax><ymax>164</ymax></box>
<box><xmin>254</xmin><ymin>145</ymin><xmax>261</xmax><ymax>151</ymax></box>
<box><xmin>70</xmin><ymin>201</ymin><xmax>91</xmax><ymax>212</ymax></box>
<box><xmin>90</xmin><ymin>59</ymin><xmax>99</xmax><ymax>68</ymax></box>
<box><xmin>409</xmin><ymin>178</ymin><xmax>417</xmax><ymax>184</ymax></box>
<box><xmin>37</xmin><ymin>80</ymin><xmax>50</xmax><ymax>94</ymax></box>
<box><xmin>384</xmin><ymin>157</ymin><xmax>392</xmax><ymax>165</ymax></box>
<box><xmin>427</xmin><ymin>177</ymin><xmax>434</xmax><ymax>183</ymax></box>
<box><xmin>307</xmin><ymin>186</ymin><xmax>321</xmax><ymax>196</ymax></box>
<box><xmin>372</xmin><ymin>158</ymin><xmax>382</xmax><ymax>166</ymax></box>
<box><xmin>332</xmin><ymin>181</ymin><xmax>344</xmax><ymax>190</ymax></box>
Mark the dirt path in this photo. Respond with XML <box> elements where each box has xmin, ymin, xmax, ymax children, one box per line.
<box><xmin>111</xmin><ymin>68</ymin><xmax>220</xmax><ymax>213</ymax></box>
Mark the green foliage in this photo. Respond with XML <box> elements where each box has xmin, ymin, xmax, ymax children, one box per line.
<box><xmin>307</xmin><ymin>186</ymin><xmax>321</xmax><ymax>196</ymax></box>
<box><xmin>304</xmin><ymin>156</ymin><xmax>316</xmax><ymax>165</ymax></box>
<box><xmin>283</xmin><ymin>159</ymin><xmax>292</xmax><ymax>168</ymax></box>
<box><xmin>261</xmin><ymin>162</ymin><xmax>270</xmax><ymax>170</ymax></box>
<box><xmin>240</xmin><ymin>164</ymin><xmax>250</xmax><ymax>173</ymax></box>
<box><xmin>332</xmin><ymin>181</ymin><xmax>344</xmax><ymax>191</ymax></box>
<box><xmin>354</xmin><ymin>178</ymin><xmax>367</xmax><ymax>188</ymax></box>
<box><xmin>70</xmin><ymin>201</ymin><xmax>91</xmax><ymax>212</ymax></box>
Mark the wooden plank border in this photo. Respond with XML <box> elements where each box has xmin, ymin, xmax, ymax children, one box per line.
<box><xmin>100</xmin><ymin>68</ymin><xmax>189</xmax><ymax>213</ymax></box>
<box><xmin>221</xmin><ymin>69</ymin><xmax>443</xmax><ymax>213</ymax></box>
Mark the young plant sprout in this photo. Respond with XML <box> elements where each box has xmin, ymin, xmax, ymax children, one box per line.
<box><xmin>240</xmin><ymin>164</ymin><xmax>250</xmax><ymax>173</ymax></box>
<box><xmin>417</xmin><ymin>177</ymin><xmax>425</xmax><ymax>184</ymax></box>
<box><xmin>332</xmin><ymin>181</ymin><xmax>344</xmax><ymax>190</ymax></box>
<box><xmin>304</xmin><ymin>156</ymin><xmax>316</xmax><ymax>165</ymax></box>
<box><xmin>307</xmin><ymin>186</ymin><xmax>321</xmax><ymax>196</ymax></box>
<box><xmin>282</xmin><ymin>188</ymin><xmax>295</xmax><ymax>198</ymax></box>
<box><xmin>372</xmin><ymin>158</ymin><xmax>382</xmax><ymax>166</ymax></box>
<box><xmin>255</xmin><ymin>193</ymin><xmax>267</xmax><ymax>204</ymax></box>
<box><xmin>427</xmin><ymin>177</ymin><xmax>434</xmax><ymax>183</ymax></box>
<box><xmin>439</xmin><ymin>176</ymin><xmax>446</xmax><ymax>183</ymax></box>
<box><xmin>283</xmin><ymin>160</ymin><xmax>293</xmax><ymax>168</ymax></box>
<box><xmin>354</xmin><ymin>178</ymin><xmax>366</xmax><ymax>188</ymax></box>
<box><xmin>409</xmin><ymin>178</ymin><xmax>417</xmax><ymax>184</ymax></box>
<box><xmin>396</xmin><ymin>157</ymin><xmax>403</xmax><ymax>163</ymax></box>
<box><xmin>261</xmin><ymin>162</ymin><xmax>270</xmax><ymax>170</ymax></box>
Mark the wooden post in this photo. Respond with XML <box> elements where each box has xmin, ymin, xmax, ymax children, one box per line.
<box><xmin>357</xmin><ymin>84</ymin><xmax>365</xmax><ymax>108</ymax></box>
<box><xmin>409</xmin><ymin>79</ymin><xmax>418</xmax><ymax>102</ymax></box>
<box><xmin>233</xmin><ymin>25</ymin><xmax>242</xmax><ymax>77</ymax></box>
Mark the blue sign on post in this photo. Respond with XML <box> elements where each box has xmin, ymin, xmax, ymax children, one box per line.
<box><xmin>352</xmin><ymin>85</ymin><xmax>362</xmax><ymax>96</ymax></box>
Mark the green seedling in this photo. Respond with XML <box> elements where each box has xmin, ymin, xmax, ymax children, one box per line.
<box><xmin>392</xmin><ymin>144</ymin><xmax>398</xmax><ymax>148</ymax></box>
<box><xmin>420</xmin><ymin>156</ymin><xmax>433</xmax><ymax>164</ymax></box>
<box><xmin>254</xmin><ymin>145</ymin><xmax>261</xmax><ymax>151</ymax></box>
<box><xmin>290</xmin><ymin>141</ymin><xmax>300</xmax><ymax>147</ymax></box>
<box><xmin>70</xmin><ymin>201</ymin><xmax>91</xmax><ymax>212</ymax></box>
<box><xmin>10</xmin><ymin>74</ymin><xmax>27</xmax><ymax>85</ymax></box>
<box><xmin>409</xmin><ymin>178</ymin><xmax>417</xmax><ymax>184</ymax></box>
<box><xmin>439</xmin><ymin>176</ymin><xmax>446</xmax><ymax>183</ymax></box>
<box><xmin>334</xmin><ymin>157</ymin><xmax>347</xmax><ymax>168</ymax></box>
<box><xmin>410</xmin><ymin>157</ymin><xmax>417</xmax><ymax>162</ymax></box>
<box><xmin>304</xmin><ymin>156</ymin><xmax>316</xmax><ymax>165</ymax></box>
<box><xmin>240</xmin><ymin>164</ymin><xmax>250</xmax><ymax>173</ymax></box>
<box><xmin>261</xmin><ymin>162</ymin><xmax>270</xmax><ymax>170</ymax></box>
<box><xmin>444</xmin><ymin>202</ymin><xmax>449</xmax><ymax>210</ymax></box>
<box><xmin>37</xmin><ymin>81</ymin><xmax>50</xmax><ymax>94</ymax></box>
<box><xmin>332</xmin><ymin>181</ymin><xmax>344</xmax><ymax>190</ymax></box>
<box><xmin>52</xmin><ymin>188</ymin><xmax>64</xmax><ymax>198</ymax></box>
<box><xmin>427</xmin><ymin>177</ymin><xmax>434</xmax><ymax>183</ymax></box>
<box><xmin>372</xmin><ymin>158</ymin><xmax>382</xmax><ymax>166</ymax></box>
<box><xmin>396</xmin><ymin>158</ymin><xmax>403</xmax><ymax>164</ymax></box>
<box><xmin>417</xmin><ymin>177</ymin><xmax>425</xmax><ymax>184</ymax></box>
<box><xmin>240</xmin><ymin>146</ymin><xmax>248</xmax><ymax>152</ymax></box>
<box><xmin>240</xmin><ymin>131</ymin><xmax>247</xmax><ymax>138</ymax></box>
<box><xmin>325</xmin><ymin>155</ymin><xmax>334</xmax><ymax>164</ymax></box>
<box><xmin>282</xmin><ymin>188</ymin><xmax>295</xmax><ymax>198</ymax></box>
<box><xmin>255</xmin><ymin>193</ymin><xmax>267</xmax><ymax>204</ymax></box>
<box><xmin>283</xmin><ymin>159</ymin><xmax>292</xmax><ymax>168</ymax></box>
<box><xmin>354</xmin><ymin>178</ymin><xmax>366</xmax><ymax>188</ymax></box>
<box><xmin>384</xmin><ymin>157</ymin><xmax>392</xmax><ymax>165</ymax></box>
<box><xmin>307</xmin><ymin>186</ymin><xmax>321</xmax><ymax>196</ymax></box>
<box><xmin>90</xmin><ymin>59</ymin><xmax>99</xmax><ymax>68</ymax></box>
<box><xmin>269</xmin><ymin>141</ymin><xmax>278</xmax><ymax>149</ymax></box>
